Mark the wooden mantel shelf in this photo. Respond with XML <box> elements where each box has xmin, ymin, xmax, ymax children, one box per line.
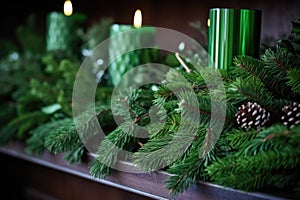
<box><xmin>0</xmin><ymin>141</ymin><xmax>293</xmax><ymax>200</ymax></box>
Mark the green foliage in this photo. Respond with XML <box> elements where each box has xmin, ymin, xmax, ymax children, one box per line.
<box><xmin>87</xmin><ymin>32</ymin><xmax>300</xmax><ymax>196</ymax></box>
<box><xmin>44</xmin><ymin>104</ymin><xmax>115</xmax><ymax>164</ymax></box>
<box><xmin>44</xmin><ymin>118</ymin><xmax>83</xmax><ymax>164</ymax></box>
<box><xmin>26</xmin><ymin>118</ymin><xmax>72</xmax><ymax>155</ymax></box>
<box><xmin>165</xmin><ymin>128</ymin><xmax>221</xmax><ymax>196</ymax></box>
<box><xmin>29</xmin><ymin>54</ymin><xmax>81</xmax><ymax>116</ymax></box>
<box><xmin>0</xmin><ymin>50</ymin><xmax>43</xmax><ymax>111</ymax></box>
<box><xmin>233</xmin><ymin>48</ymin><xmax>300</xmax><ymax>101</ymax></box>
<box><xmin>207</xmin><ymin>125</ymin><xmax>300</xmax><ymax>192</ymax></box>
<box><xmin>198</xmin><ymin>17</ymin><xmax>300</xmax><ymax>196</ymax></box>
<box><xmin>0</xmin><ymin>111</ymin><xmax>49</xmax><ymax>143</ymax></box>
<box><xmin>286</xmin><ymin>68</ymin><xmax>300</xmax><ymax>94</ymax></box>
<box><xmin>16</xmin><ymin>14</ymin><xmax>45</xmax><ymax>55</ymax></box>
<box><xmin>89</xmin><ymin>87</ymin><xmax>154</xmax><ymax>178</ymax></box>
<box><xmin>1</xmin><ymin>10</ymin><xmax>300</xmax><ymax>200</ymax></box>
<box><xmin>89</xmin><ymin>127</ymin><xmax>138</xmax><ymax>179</ymax></box>
<box><xmin>0</xmin><ymin>15</ymin><xmax>49</xmax><ymax>144</ymax></box>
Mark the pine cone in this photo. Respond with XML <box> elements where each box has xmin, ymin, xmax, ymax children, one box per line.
<box><xmin>236</xmin><ymin>102</ymin><xmax>270</xmax><ymax>130</ymax></box>
<box><xmin>281</xmin><ymin>102</ymin><xmax>300</xmax><ymax>128</ymax></box>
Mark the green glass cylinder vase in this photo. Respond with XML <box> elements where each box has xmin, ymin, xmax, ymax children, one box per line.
<box><xmin>208</xmin><ymin>8</ymin><xmax>262</xmax><ymax>70</ymax></box>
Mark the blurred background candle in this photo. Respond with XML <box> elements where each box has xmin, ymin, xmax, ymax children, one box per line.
<box><xmin>46</xmin><ymin>1</ymin><xmax>86</xmax><ymax>55</ymax></box>
<box><xmin>108</xmin><ymin>9</ymin><xmax>155</xmax><ymax>86</ymax></box>
<box><xmin>208</xmin><ymin>8</ymin><xmax>262</xmax><ymax>70</ymax></box>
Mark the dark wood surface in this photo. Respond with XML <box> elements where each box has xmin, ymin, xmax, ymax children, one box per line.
<box><xmin>0</xmin><ymin>141</ymin><xmax>294</xmax><ymax>200</ymax></box>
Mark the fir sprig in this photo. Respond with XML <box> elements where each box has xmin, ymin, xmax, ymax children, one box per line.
<box><xmin>26</xmin><ymin>118</ymin><xmax>71</xmax><ymax>155</ymax></box>
<box><xmin>286</xmin><ymin>68</ymin><xmax>300</xmax><ymax>94</ymax></box>
<box><xmin>44</xmin><ymin>118</ymin><xmax>80</xmax><ymax>154</ymax></box>
<box><xmin>6</xmin><ymin>111</ymin><xmax>49</xmax><ymax>140</ymax></box>
<box><xmin>44</xmin><ymin>118</ymin><xmax>85</xmax><ymax>164</ymax></box>
<box><xmin>164</xmin><ymin>127</ymin><xmax>221</xmax><ymax>196</ymax></box>
<box><xmin>89</xmin><ymin>126</ymin><xmax>140</xmax><ymax>179</ymax></box>
<box><xmin>44</xmin><ymin>104</ymin><xmax>114</xmax><ymax>164</ymax></box>
<box><xmin>207</xmin><ymin>125</ymin><xmax>300</xmax><ymax>192</ymax></box>
<box><xmin>89</xmin><ymin>87</ymin><xmax>155</xmax><ymax>179</ymax></box>
<box><xmin>234</xmin><ymin>48</ymin><xmax>300</xmax><ymax>101</ymax></box>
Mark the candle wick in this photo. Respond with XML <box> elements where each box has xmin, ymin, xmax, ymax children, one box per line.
<box><xmin>175</xmin><ymin>52</ymin><xmax>192</xmax><ymax>73</ymax></box>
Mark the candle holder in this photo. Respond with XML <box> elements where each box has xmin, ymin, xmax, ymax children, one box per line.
<box><xmin>208</xmin><ymin>8</ymin><xmax>262</xmax><ymax>70</ymax></box>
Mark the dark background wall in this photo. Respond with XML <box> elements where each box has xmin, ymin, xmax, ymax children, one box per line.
<box><xmin>1</xmin><ymin>0</ymin><xmax>300</xmax><ymax>46</ymax></box>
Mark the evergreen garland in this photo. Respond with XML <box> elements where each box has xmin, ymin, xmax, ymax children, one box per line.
<box><xmin>207</xmin><ymin>125</ymin><xmax>300</xmax><ymax>192</ymax></box>
<box><xmin>44</xmin><ymin>104</ymin><xmax>115</xmax><ymax>164</ymax></box>
<box><xmin>89</xmin><ymin>87</ymin><xmax>154</xmax><ymax>178</ymax></box>
<box><xmin>87</xmin><ymin>15</ymin><xmax>300</xmax><ymax>198</ymax></box>
<box><xmin>43</xmin><ymin>116</ymin><xmax>90</xmax><ymax>164</ymax></box>
<box><xmin>0</xmin><ymin>10</ymin><xmax>299</xmax><ymax>200</ymax></box>
<box><xmin>26</xmin><ymin>118</ymin><xmax>72</xmax><ymax>155</ymax></box>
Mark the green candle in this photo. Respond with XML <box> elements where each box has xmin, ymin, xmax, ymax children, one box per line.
<box><xmin>46</xmin><ymin>11</ymin><xmax>86</xmax><ymax>54</ymax></box>
<box><xmin>108</xmin><ymin>10</ymin><xmax>155</xmax><ymax>86</ymax></box>
<box><xmin>208</xmin><ymin>8</ymin><xmax>262</xmax><ymax>70</ymax></box>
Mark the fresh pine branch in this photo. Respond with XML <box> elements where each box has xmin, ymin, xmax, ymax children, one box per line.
<box><xmin>226</xmin><ymin>128</ymin><xmax>259</xmax><ymax>149</ymax></box>
<box><xmin>89</xmin><ymin>87</ymin><xmax>155</xmax><ymax>179</ymax></box>
<box><xmin>151</xmin><ymin>97</ymin><xmax>179</xmax><ymax>118</ymax></box>
<box><xmin>89</xmin><ymin>126</ymin><xmax>140</xmax><ymax>179</ymax></box>
<box><xmin>226</xmin><ymin>76</ymin><xmax>275</xmax><ymax>106</ymax></box>
<box><xmin>190</xmin><ymin>94</ymin><xmax>236</xmax><ymax>130</ymax></box>
<box><xmin>6</xmin><ymin>111</ymin><xmax>49</xmax><ymax>140</ymax></box>
<box><xmin>132</xmin><ymin>120</ymin><xmax>179</xmax><ymax>172</ymax></box>
<box><xmin>44</xmin><ymin>103</ymin><xmax>114</xmax><ymax>160</ymax></box>
<box><xmin>133</xmin><ymin>88</ymin><xmax>234</xmax><ymax>172</ymax></box>
<box><xmin>63</xmin><ymin>145</ymin><xmax>85</xmax><ymax>164</ymax></box>
<box><xmin>111</xmin><ymin>87</ymin><xmax>154</xmax><ymax>123</ymax></box>
<box><xmin>207</xmin><ymin>125</ymin><xmax>300</xmax><ymax>191</ymax></box>
<box><xmin>287</xmin><ymin>68</ymin><xmax>300</xmax><ymax>95</ymax></box>
<box><xmin>89</xmin><ymin>158</ymin><xmax>111</xmax><ymax>179</ymax></box>
<box><xmin>226</xmin><ymin>76</ymin><xmax>293</xmax><ymax>123</ymax></box>
<box><xmin>75</xmin><ymin>104</ymin><xmax>115</xmax><ymax>141</ymax></box>
<box><xmin>234</xmin><ymin>48</ymin><xmax>300</xmax><ymax>101</ymax></box>
<box><xmin>261</xmin><ymin>48</ymin><xmax>300</xmax><ymax>100</ymax></box>
<box><xmin>164</xmin><ymin>127</ymin><xmax>221</xmax><ymax>196</ymax></box>
<box><xmin>211</xmin><ymin>145</ymin><xmax>300</xmax><ymax>191</ymax></box>
<box><xmin>233</xmin><ymin>55</ymin><xmax>266</xmax><ymax>81</ymax></box>
<box><xmin>262</xmin><ymin>48</ymin><xmax>300</xmax><ymax>71</ymax></box>
<box><xmin>26</xmin><ymin>118</ymin><xmax>71</xmax><ymax>155</ymax></box>
<box><xmin>44</xmin><ymin>118</ymin><xmax>81</xmax><ymax>154</ymax></box>
<box><xmin>44</xmin><ymin>106</ymin><xmax>114</xmax><ymax>164</ymax></box>
<box><xmin>147</xmin><ymin>112</ymin><xmax>181</xmax><ymax>139</ymax></box>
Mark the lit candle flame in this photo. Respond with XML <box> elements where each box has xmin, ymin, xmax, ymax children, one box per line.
<box><xmin>207</xmin><ymin>18</ymin><xmax>210</xmax><ymax>27</ymax></box>
<box><xmin>64</xmin><ymin>0</ymin><xmax>73</xmax><ymax>16</ymax></box>
<box><xmin>133</xmin><ymin>9</ymin><xmax>142</xmax><ymax>28</ymax></box>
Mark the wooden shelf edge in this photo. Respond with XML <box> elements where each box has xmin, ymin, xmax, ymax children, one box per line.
<box><xmin>0</xmin><ymin>141</ymin><xmax>293</xmax><ymax>200</ymax></box>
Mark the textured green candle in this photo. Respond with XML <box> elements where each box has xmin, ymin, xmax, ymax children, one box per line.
<box><xmin>108</xmin><ymin>24</ymin><xmax>155</xmax><ymax>86</ymax></box>
<box><xmin>46</xmin><ymin>12</ymin><xmax>86</xmax><ymax>54</ymax></box>
<box><xmin>208</xmin><ymin>8</ymin><xmax>262</xmax><ymax>70</ymax></box>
